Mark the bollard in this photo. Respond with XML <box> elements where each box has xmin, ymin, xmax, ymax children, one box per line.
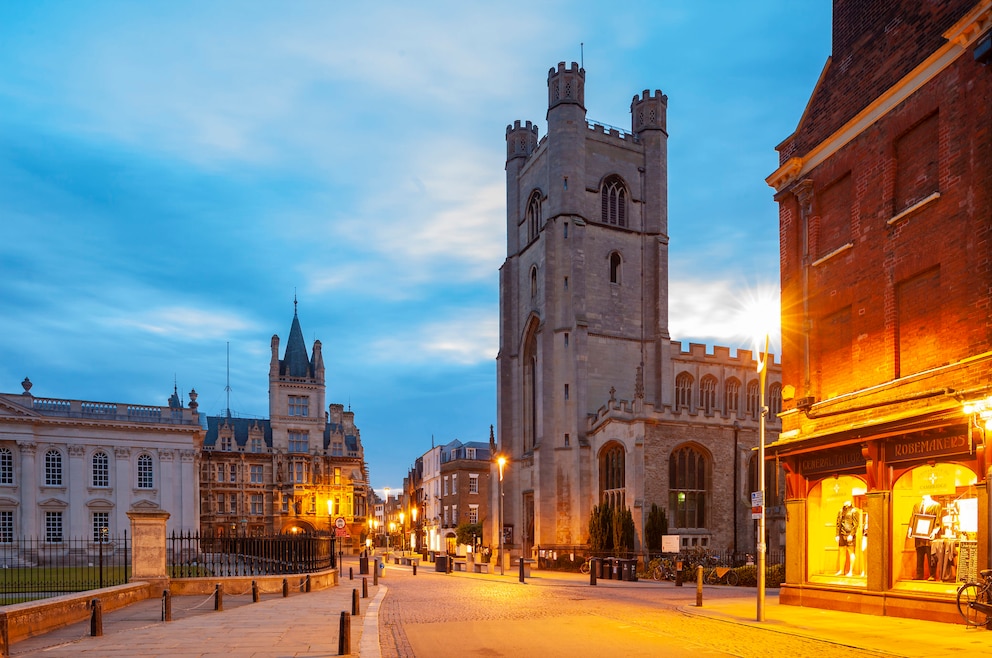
<box><xmin>373</xmin><ymin>559</ymin><xmax>379</xmax><ymax>586</ymax></box>
<box><xmin>306</xmin><ymin>574</ymin><xmax>312</xmax><ymax>593</ymax></box>
<box><xmin>590</xmin><ymin>559</ymin><xmax>597</xmax><ymax>586</ymax></box>
<box><xmin>362</xmin><ymin>577</ymin><xmax>368</xmax><ymax>598</ymax></box>
<box><xmin>352</xmin><ymin>588</ymin><xmax>360</xmax><ymax>615</ymax></box>
<box><xmin>338</xmin><ymin>611</ymin><xmax>351</xmax><ymax>655</ymax></box>
<box><xmin>696</xmin><ymin>566</ymin><xmax>703</xmax><ymax>607</ymax></box>
<box><xmin>283</xmin><ymin>578</ymin><xmax>290</xmax><ymax>598</ymax></box>
<box><xmin>675</xmin><ymin>562</ymin><xmax>683</xmax><ymax>587</ymax></box>
<box><xmin>413</xmin><ymin>562</ymin><xmax>417</xmax><ymax>576</ymax></box>
<box><xmin>90</xmin><ymin>598</ymin><xmax>103</xmax><ymax>637</ymax></box>
<box><xmin>252</xmin><ymin>580</ymin><xmax>259</xmax><ymax>603</ymax></box>
<box><xmin>349</xmin><ymin>567</ymin><xmax>354</xmax><ymax>581</ymax></box>
<box><xmin>519</xmin><ymin>558</ymin><xmax>525</xmax><ymax>583</ymax></box>
<box><xmin>162</xmin><ymin>589</ymin><xmax>173</xmax><ymax>622</ymax></box>
<box><xmin>214</xmin><ymin>583</ymin><xmax>224</xmax><ymax>611</ymax></box>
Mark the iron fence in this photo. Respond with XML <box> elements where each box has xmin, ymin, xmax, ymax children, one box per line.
<box><xmin>167</xmin><ymin>530</ymin><xmax>335</xmax><ymax>578</ymax></box>
<box><xmin>535</xmin><ymin>545</ymin><xmax>785</xmax><ymax>577</ymax></box>
<box><xmin>0</xmin><ymin>533</ymin><xmax>131</xmax><ymax>603</ymax></box>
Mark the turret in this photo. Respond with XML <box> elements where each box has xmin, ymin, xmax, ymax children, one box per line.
<box><xmin>630</xmin><ymin>89</ymin><xmax>668</xmax><ymax>134</ymax></box>
<box><xmin>547</xmin><ymin>61</ymin><xmax>585</xmax><ymax>114</ymax></box>
<box><xmin>505</xmin><ymin>120</ymin><xmax>538</xmax><ymax>163</ymax></box>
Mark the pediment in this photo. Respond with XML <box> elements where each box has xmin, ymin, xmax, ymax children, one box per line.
<box><xmin>0</xmin><ymin>398</ymin><xmax>39</xmax><ymax>418</ymax></box>
<box><xmin>129</xmin><ymin>499</ymin><xmax>162</xmax><ymax>512</ymax></box>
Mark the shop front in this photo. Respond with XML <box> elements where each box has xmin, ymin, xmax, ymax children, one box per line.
<box><xmin>772</xmin><ymin>407</ymin><xmax>989</xmax><ymax>623</ymax></box>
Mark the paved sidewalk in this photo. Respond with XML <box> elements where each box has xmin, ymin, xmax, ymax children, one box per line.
<box><xmin>10</xmin><ymin>566</ymin><xmax>384</xmax><ymax>657</ymax></box>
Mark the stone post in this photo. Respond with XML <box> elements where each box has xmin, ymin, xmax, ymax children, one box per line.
<box><xmin>127</xmin><ymin>503</ymin><xmax>171</xmax><ymax>595</ymax></box>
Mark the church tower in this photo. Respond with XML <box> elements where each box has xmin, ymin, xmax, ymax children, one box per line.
<box><xmin>497</xmin><ymin>63</ymin><xmax>669</xmax><ymax>554</ymax></box>
<box><xmin>268</xmin><ymin>300</ymin><xmax>327</xmax><ymax>454</ymax></box>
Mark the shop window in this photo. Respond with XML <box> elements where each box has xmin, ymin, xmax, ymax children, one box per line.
<box><xmin>806</xmin><ymin>475</ymin><xmax>867</xmax><ymax>583</ymax></box>
<box><xmin>891</xmin><ymin>463</ymin><xmax>978</xmax><ymax>588</ymax></box>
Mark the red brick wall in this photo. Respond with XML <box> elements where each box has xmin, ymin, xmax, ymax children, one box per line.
<box><xmin>777</xmin><ymin>40</ymin><xmax>992</xmax><ymax>403</ymax></box>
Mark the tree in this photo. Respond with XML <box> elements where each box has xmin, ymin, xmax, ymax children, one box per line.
<box><xmin>612</xmin><ymin>506</ymin><xmax>636</xmax><ymax>556</ymax></box>
<box><xmin>588</xmin><ymin>503</ymin><xmax>613</xmax><ymax>553</ymax></box>
<box><xmin>455</xmin><ymin>522</ymin><xmax>483</xmax><ymax>547</ymax></box>
<box><xmin>644</xmin><ymin>503</ymin><xmax>668</xmax><ymax>551</ymax></box>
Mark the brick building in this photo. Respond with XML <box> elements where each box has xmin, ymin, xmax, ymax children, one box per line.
<box><xmin>496</xmin><ymin>62</ymin><xmax>782</xmax><ymax>564</ymax></box>
<box><xmin>766</xmin><ymin>0</ymin><xmax>992</xmax><ymax>622</ymax></box>
<box><xmin>199</xmin><ymin>304</ymin><xmax>371</xmax><ymax>549</ymax></box>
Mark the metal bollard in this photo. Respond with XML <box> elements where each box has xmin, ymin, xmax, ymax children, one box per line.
<box><xmin>373</xmin><ymin>560</ymin><xmax>379</xmax><ymax>586</ymax></box>
<box><xmin>162</xmin><ymin>589</ymin><xmax>173</xmax><ymax>622</ymax></box>
<box><xmin>214</xmin><ymin>584</ymin><xmax>224</xmax><ymax>611</ymax></box>
<box><xmin>349</xmin><ymin>567</ymin><xmax>354</xmax><ymax>580</ymax></box>
<box><xmin>306</xmin><ymin>574</ymin><xmax>312</xmax><ymax>592</ymax></box>
<box><xmin>90</xmin><ymin>598</ymin><xmax>103</xmax><ymax>637</ymax></box>
<box><xmin>252</xmin><ymin>580</ymin><xmax>259</xmax><ymax>603</ymax></box>
<box><xmin>696</xmin><ymin>566</ymin><xmax>703</xmax><ymax>607</ymax></box>
<box><xmin>352</xmin><ymin>588</ymin><xmax>360</xmax><ymax>615</ymax></box>
<box><xmin>519</xmin><ymin>558</ymin><xmax>525</xmax><ymax>583</ymax></box>
<box><xmin>590</xmin><ymin>559</ymin><xmax>597</xmax><ymax>586</ymax></box>
<box><xmin>362</xmin><ymin>577</ymin><xmax>368</xmax><ymax>598</ymax></box>
<box><xmin>283</xmin><ymin>578</ymin><xmax>290</xmax><ymax>598</ymax></box>
<box><xmin>413</xmin><ymin>562</ymin><xmax>417</xmax><ymax>576</ymax></box>
<box><xmin>338</xmin><ymin>611</ymin><xmax>351</xmax><ymax>655</ymax></box>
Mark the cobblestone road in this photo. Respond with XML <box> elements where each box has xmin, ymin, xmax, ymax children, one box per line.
<box><xmin>376</xmin><ymin>567</ymin><xmax>893</xmax><ymax>658</ymax></box>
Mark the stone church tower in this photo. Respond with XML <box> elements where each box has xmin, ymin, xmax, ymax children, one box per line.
<box><xmin>497</xmin><ymin>62</ymin><xmax>671</xmax><ymax>552</ymax></box>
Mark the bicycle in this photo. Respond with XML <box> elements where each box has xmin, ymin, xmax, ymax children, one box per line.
<box><xmin>649</xmin><ymin>557</ymin><xmax>677</xmax><ymax>581</ymax></box>
<box><xmin>957</xmin><ymin>569</ymin><xmax>992</xmax><ymax>626</ymax></box>
<box><xmin>705</xmin><ymin>566</ymin><xmax>740</xmax><ymax>586</ymax></box>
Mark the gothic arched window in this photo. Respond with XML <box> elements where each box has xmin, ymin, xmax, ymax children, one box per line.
<box><xmin>725</xmin><ymin>378</ymin><xmax>741</xmax><ymax>415</ymax></box>
<box><xmin>609</xmin><ymin>252</ymin><xmax>622</xmax><ymax>284</ymax></box>
<box><xmin>700</xmin><ymin>376</ymin><xmax>717</xmax><ymax>414</ymax></box>
<box><xmin>601</xmin><ymin>175</ymin><xmax>627</xmax><ymax>227</ymax></box>
<box><xmin>769</xmin><ymin>383</ymin><xmax>782</xmax><ymax>418</ymax></box>
<box><xmin>599</xmin><ymin>443</ymin><xmax>625</xmax><ymax>509</ymax></box>
<box><xmin>669</xmin><ymin>445</ymin><xmax>708</xmax><ymax>529</ymax></box>
<box><xmin>746</xmin><ymin>380</ymin><xmax>760</xmax><ymax>419</ymax></box>
<box><xmin>526</xmin><ymin>191</ymin><xmax>541</xmax><ymax>243</ymax></box>
<box><xmin>675</xmin><ymin>372</ymin><xmax>694</xmax><ymax>412</ymax></box>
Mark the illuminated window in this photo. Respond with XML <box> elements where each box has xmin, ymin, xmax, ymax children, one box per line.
<box><xmin>669</xmin><ymin>445</ymin><xmax>707</xmax><ymax>529</ymax></box>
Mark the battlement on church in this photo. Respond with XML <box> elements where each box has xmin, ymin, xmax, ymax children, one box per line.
<box><xmin>548</xmin><ymin>61</ymin><xmax>584</xmax><ymax>78</ymax></box>
<box><xmin>587</xmin><ymin>120</ymin><xmax>638</xmax><ymax>143</ymax></box>
<box><xmin>670</xmin><ymin>340</ymin><xmax>778</xmax><ymax>368</ymax></box>
<box><xmin>506</xmin><ymin>119</ymin><xmax>538</xmax><ymax>136</ymax></box>
<box><xmin>632</xmin><ymin>89</ymin><xmax>668</xmax><ymax>104</ymax></box>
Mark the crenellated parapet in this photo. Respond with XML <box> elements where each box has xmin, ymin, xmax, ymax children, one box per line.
<box><xmin>630</xmin><ymin>89</ymin><xmax>668</xmax><ymax>134</ymax></box>
<box><xmin>505</xmin><ymin>119</ymin><xmax>539</xmax><ymax>162</ymax></box>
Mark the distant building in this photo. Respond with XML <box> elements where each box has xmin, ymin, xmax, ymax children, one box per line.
<box><xmin>766</xmin><ymin>0</ymin><xmax>992</xmax><ymax>622</ymax></box>
<box><xmin>0</xmin><ymin>377</ymin><xmax>203</xmax><ymax>540</ymax></box>
<box><xmin>496</xmin><ymin>63</ymin><xmax>782</xmax><ymax>562</ymax></box>
<box><xmin>199</xmin><ymin>304</ymin><xmax>371</xmax><ymax>550</ymax></box>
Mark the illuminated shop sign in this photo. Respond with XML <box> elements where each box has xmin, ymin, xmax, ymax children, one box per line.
<box><xmin>799</xmin><ymin>446</ymin><xmax>866</xmax><ymax>477</ymax></box>
<box><xmin>885</xmin><ymin>433</ymin><xmax>969</xmax><ymax>463</ymax></box>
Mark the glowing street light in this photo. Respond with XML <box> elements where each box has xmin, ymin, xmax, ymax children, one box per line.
<box><xmin>497</xmin><ymin>455</ymin><xmax>507</xmax><ymax>576</ymax></box>
<box><xmin>756</xmin><ymin>332</ymin><xmax>770</xmax><ymax>623</ymax></box>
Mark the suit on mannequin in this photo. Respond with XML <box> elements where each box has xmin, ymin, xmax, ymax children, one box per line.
<box><xmin>912</xmin><ymin>494</ymin><xmax>942</xmax><ymax>580</ymax></box>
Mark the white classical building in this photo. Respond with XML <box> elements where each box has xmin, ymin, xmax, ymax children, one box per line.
<box><xmin>0</xmin><ymin>377</ymin><xmax>203</xmax><ymax>541</ymax></box>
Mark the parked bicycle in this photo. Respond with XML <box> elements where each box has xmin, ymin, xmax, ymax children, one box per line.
<box><xmin>705</xmin><ymin>566</ymin><xmax>740</xmax><ymax>586</ymax></box>
<box><xmin>957</xmin><ymin>569</ymin><xmax>992</xmax><ymax>626</ymax></box>
<box><xmin>649</xmin><ymin>556</ymin><xmax>678</xmax><ymax>581</ymax></box>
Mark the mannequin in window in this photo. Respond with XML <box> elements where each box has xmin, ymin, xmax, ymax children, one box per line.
<box><xmin>835</xmin><ymin>501</ymin><xmax>859</xmax><ymax>576</ymax></box>
<box><xmin>911</xmin><ymin>494</ymin><xmax>942</xmax><ymax>580</ymax></box>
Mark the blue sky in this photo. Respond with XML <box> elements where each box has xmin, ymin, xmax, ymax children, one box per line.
<box><xmin>0</xmin><ymin>1</ymin><xmax>831</xmax><ymax>492</ymax></box>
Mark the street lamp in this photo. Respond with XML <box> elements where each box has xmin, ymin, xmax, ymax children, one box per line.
<box><xmin>497</xmin><ymin>455</ymin><xmax>507</xmax><ymax>576</ymax></box>
<box><xmin>756</xmin><ymin>332</ymin><xmax>769</xmax><ymax>623</ymax></box>
<box><xmin>411</xmin><ymin>505</ymin><xmax>418</xmax><ymax>553</ymax></box>
<box><xmin>399</xmin><ymin>511</ymin><xmax>405</xmax><ymax>552</ymax></box>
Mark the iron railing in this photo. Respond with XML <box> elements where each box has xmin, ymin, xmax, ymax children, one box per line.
<box><xmin>0</xmin><ymin>533</ymin><xmax>131</xmax><ymax>603</ymax></box>
<box><xmin>167</xmin><ymin>530</ymin><xmax>335</xmax><ymax>578</ymax></box>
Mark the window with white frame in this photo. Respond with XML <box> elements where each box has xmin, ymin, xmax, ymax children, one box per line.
<box><xmin>45</xmin><ymin>449</ymin><xmax>63</xmax><ymax>486</ymax></box>
<box><xmin>288</xmin><ymin>431</ymin><xmax>309</xmax><ymax>453</ymax></box>
<box><xmin>217</xmin><ymin>494</ymin><xmax>225</xmax><ymax>514</ymax></box>
<box><xmin>443</xmin><ymin>506</ymin><xmax>449</xmax><ymax>525</ymax></box>
<box><xmin>468</xmin><ymin>505</ymin><xmax>478</xmax><ymax>524</ymax></box>
<box><xmin>229</xmin><ymin>495</ymin><xmax>237</xmax><ymax>514</ymax></box>
<box><xmin>92</xmin><ymin>511</ymin><xmax>109</xmax><ymax>542</ymax></box>
<box><xmin>250</xmin><ymin>464</ymin><xmax>263</xmax><ymax>483</ymax></box>
<box><xmin>0</xmin><ymin>510</ymin><xmax>12</xmax><ymax>543</ymax></box>
<box><xmin>229</xmin><ymin>464</ymin><xmax>237</xmax><ymax>482</ymax></box>
<box><xmin>332</xmin><ymin>441</ymin><xmax>343</xmax><ymax>456</ymax></box>
<box><xmin>0</xmin><ymin>448</ymin><xmax>13</xmax><ymax>485</ymax></box>
<box><xmin>216</xmin><ymin>464</ymin><xmax>224</xmax><ymax>482</ymax></box>
<box><xmin>293</xmin><ymin>461</ymin><xmax>305</xmax><ymax>484</ymax></box>
<box><xmin>451</xmin><ymin>474</ymin><xmax>457</xmax><ymax>493</ymax></box>
<box><xmin>251</xmin><ymin>494</ymin><xmax>263</xmax><ymax>515</ymax></box>
<box><xmin>467</xmin><ymin>448</ymin><xmax>475</xmax><ymax>459</ymax></box>
<box><xmin>92</xmin><ymin>451</ymin><xmax>109</xmax><ymax>487</ymax></box>
<box><xmin>452</xmin><ymin>505</ymin><xmax>458</xmax><ymax>524</ymax></box>
<box><xmin>251</xmin><ymin>437</ymin><xmax>263</xmax><ymax>453</ymax></box>
<box><xmin>45</xmin><ymin>511</ymin><xmax>63</xmax><ymax>543</ymax></box>
<box><xmin>443</xmin><ymin>476</ymin><xmax>449</xmax><ymax>496</ymax></box>
<box><xmin>221</xmin><ymin>434</ymin><xmax>232</xmax><ymax>451</ymax></box>
<box><xmin>137</xmin><ymin>454</ymin><xmax>153</xmax><ymax>489</ymax></box>
<box><xmin>288</xmin><ymin>395</ymin><xmax>310</xmax><ymax>417</ymax></box>
<box><xmin>469</xmin><ymin>474</ymin><xmax>479</xmax><ymax>494</ymax></box>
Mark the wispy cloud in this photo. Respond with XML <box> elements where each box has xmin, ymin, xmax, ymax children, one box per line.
<box><xmin>369</xmin><ymin>308</ymin><xmax>498</xmax><ymax>366</ymax></box>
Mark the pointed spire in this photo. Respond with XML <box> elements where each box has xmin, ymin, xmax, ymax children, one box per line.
<box><xmin>283</xmin><ymin>299</ymin><xmax>311</xmax><ymax>378</ymax></box>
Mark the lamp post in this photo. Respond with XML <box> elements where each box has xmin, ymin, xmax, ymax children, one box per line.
<box><xmin>756</xmin><ymin>332</ymin><xmax>769</xmax><ymax>623</ymax></box>
<box><xmin>399</xmin><ymin>511</ymin><xmax>405</xmax><ymax>552</ymax></box>
<box><xmin>411</xmin><ymin>505</ymin><xmax>418</xmax><ymax>553</ymax></box>
<box><xmin>497</xmin><ymin>455</ymin><xmax>507</xmax><ymax>576</ymax></box>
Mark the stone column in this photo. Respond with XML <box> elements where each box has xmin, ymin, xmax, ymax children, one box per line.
<box><xmin>865</xmin><ymin>491</ymin><xmax>889</xmax><ymax>593</ymax></box>
<box><xmin>127</xmin><ymin>503</ymin><xmax>170</xmax><ymax>595</ymax></box>
<box><xmin>18</xmin><ymin>442</ymin><xmax>37</xmax><ymax>537</ymax></box>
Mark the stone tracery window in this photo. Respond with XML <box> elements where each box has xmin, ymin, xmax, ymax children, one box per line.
<box><xmin>669</xmin><ymin>445</ymin><xmax>708</xmax><ymax>529</ymax></box>
<box><xmin>700</xmin><ymin>376</ymin><xmax>717</xmax><ymax>414</ymax></box>
<box><xmin>526</xmin><ymin>191</ymin><xmax>541</xmax><ymax>243</ymax></box>
<box><xmin>599</xmin><ymin>443</ymin><xmax>625</xmax><ymax>509</ymax></box>
<box><xmin>601</xmin><ymin>175</ymin><xmax>627</xmax><ymax>227</ymax></box>
<box><xmin>725</xmin><ymin>378</ymin><xmax>741</xmax><ymax>415</ymax></box>
<box><xmin>675</xmin><ymin>372</ymin><xmax>694</xmax><ymax>412</ymax></box>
